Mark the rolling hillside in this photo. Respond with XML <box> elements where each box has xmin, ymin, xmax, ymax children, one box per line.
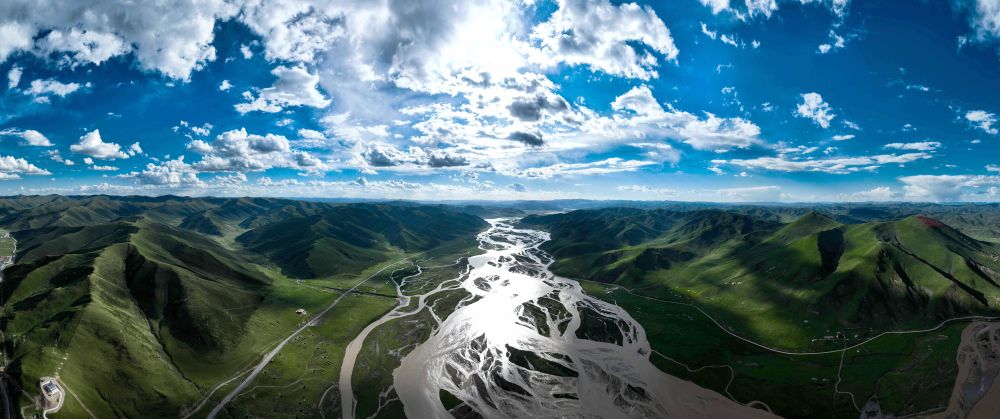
<box><xmin>523</xmin><ymin>209</ymin><xmax>1000</xmax><ymax>342</ymax></box>
<box><xmin>0</xmin><ymin>195</ymin><xmax>488</xmax><ymax>418</ymax></box>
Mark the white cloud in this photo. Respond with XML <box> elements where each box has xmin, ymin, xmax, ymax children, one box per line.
<box><xmin>987</xmin><ymin>164</ymin><xmax>1000</xmax><ymax>172</ymax></box>
<box><xmin>617</xmin><ymin>184</ymin><xmax>675</xmax><ymax>196</ymax></box>
<box><xmin>37</xmin><ymin>28</ymin><xmax>130</xmax><ymax>65</ymax></box>
<box><xmin>714</xmin><ymin>185</ymin><xmax>782</xmax><ymax>202</ymax></box>
<box><xmin>832</xmin><ymin>134</ymin><xmax>855</xmax><ymax>141</ymax></box>
<box><xmin>795</xmin><ymin>92</ymin><xmax>836</xmax><ymax>128</ymax></box>
<box><xmin>70</xmin><ymin>129</ymin><xmax>129</xmax><ymax>160</ymax></box>
<box><xmin>577</xmin><ymin>85</ymin><xmax>761</xmax><ymax>152</ymax></box>
<box><xmin>883</xmin><ymin>141</ymin><xmax>941</xmax><ymax>151</ymax></box>
<box><xmin>817</xmin><ymin>30</ymin><xmax>846</xmax><ymax>54</ymax></box>
<box><xmin>128</xmin><ymin>142</ymin><xmax>143</xmax><ymax>156</ymax></box>
<box><xmin>532</xmin><ymin>0</ymin><xmax>679</xmax><ymax>80</ymax></box>
<box><xmin>240</xmin><ymin>44</ymin><xmax>253</xmax><ymax>59</ymax></box>
<box><xmin>700</xmin><ymin>23</ymin><xmax>741</xmax><ymax>47</ymax></box>
<box><xmin>843</xmin><ymin>186</ymin><xmax>896</xmax><ymax>201</ymax></box>
<box><xmin>700</xmin><ymin>0</ymin><xmax>732</xmax><ymax>14</ymax></box>
<box><xmin>701</xmin><ymin>23</ymin><xmax>718</xmax><ymax>40</ymax></box>
<box><xmin>714</xmin><ymin>152</ymin><xmax>932</xmax><ymax>174</ymax></box>
<box><xmin>90</xmin><ymin>164</ymin><xmax>119</xmax><ymax>171</ymax></box>
<box><xmin>24</xmin><ymin>79</ymin><xmax>82</xmax><ymax>97</ymax></box>
<box><xmin>123</xmin><ymin>157</ymin><xmax>201</xmax><ymax>186</ymax></box>
<box><xmin>965</xmin><ymin>110</ymin><xmax>998</xmax><ymax>134</ymax></box>
<box><xmin>6</xmin><ymin>65</ymin><xmax>21</xmax><ymax>89</ymax></box>
<box><xmin>21</xmin><ymin>129</ymin><xmax>53</xmax><ymax>146</ymax></box>
<box><xmin>235</xmin><ymin>65</ymin><xmax>330</xmax><ymax>113</ymax></box>
<box><xmin>0</xmin><ymin>1</ymin><xmax>237</xmax><ymax>80</ymax></box>
<box><xmin>0</xmin><ymin>22</ymin><xmax>33</xmax><ymax>62</ymax></box>
<box><xmin>185</xmin><ymin>127</ymin><xmax>327</xmax><ymax>174</ymax></box>
<box><xmin>745</xmin><ymin>0</ymin><xmax>779</xmax><ymax>18</ymax></box>
<box><xmin>611</xmin><ymin>85</ymin><xmax>664</xmax><ymax>116</ymax></box>
<box><xmin>0</xmin><ymin>128</ymin><xmax>53</xmax><ymax>146</ymax></box>
<box><xmin>0</xmin><ymin>155</ymin><xmax>51</xmax><ymax>179</ymax></box>
<box><xmin>218</xmin><ymin>79</ymin><xmax>232</xmax><ymax>91</ymax></box>
<box><xmin>898</xmin><ymin>174</ymin><xmax>1000</xmax><ymax>202</ymax></box>
<box><xmin>964</xmin><ymin>0</ymin><xmax>1000</xmax><ymax>42</ymax></box>
<box><xmin>506</xmin><ymin>157</ymin><xmax>657</xmax><ymax>178</ymax></box>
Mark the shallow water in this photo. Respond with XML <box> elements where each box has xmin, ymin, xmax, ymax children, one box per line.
<box><xmin>391</xmin><ymin>219</ymin><xmax>773</xmax><ymax>419</ymax></box>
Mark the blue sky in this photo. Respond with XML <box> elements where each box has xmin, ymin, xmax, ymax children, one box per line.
<box><xmin>1</xmin><ymin>0</ymin><xmax>999</xmax><ymax>201</ymax></box>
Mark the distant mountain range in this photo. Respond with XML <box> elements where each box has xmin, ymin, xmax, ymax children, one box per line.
<box><xmin>522</xmin><ymin>208</ymin><xmax>1000</xmax><ymax>345</ymax></box>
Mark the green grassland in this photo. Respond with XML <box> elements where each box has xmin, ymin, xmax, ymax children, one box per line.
<box><xmin>209</xmin><ymin>236</ymin><xmax>480</xmax><ymax>419</ymax></box>
<box><xmin>0</xmin><ymin>228</ymin><xmax>13</xmax><ymax>257</ymax></box>
<box><xmin>0</xmin><ymin>196</ymin><xmax>487</xmax><ymax>418</ymax></box>
<box><xmin>524</xmin><ymin>208</ymin><xmax>1000</xmax><ymax>417</ymax></box>
<box><xmin>584</xmin><ymin>281</ymin><xmax>965</xmax><ymax>418</ymax></box>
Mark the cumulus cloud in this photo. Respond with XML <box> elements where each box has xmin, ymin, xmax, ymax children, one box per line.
<box><xmin>186</xmin><ymin>128</ymin><xmax>326</xmax><ymax>174</ymax></box>
<box><xmin>24</xmin><ymin>78</ymin><xmax>83</xmax><ymax>97</ymax></box>
<box><xmin>611</xmin><ymin>85</ymin><xmax>664</xmax><ymax>116</ymax></box>
<box><xmin>0</xmin><ymin>22</ymin><xmax>33</xmax><ymax>63</ymax></box>
<box><xmin>795</xmin><ymin>92</ymin><xmax>836</xmax><ymax>128</ymax></box>
<box><xmin>70</xmin><ymin>129</ymin><xmax>128</xmax><ymax>159</ymax></box>
<box><xmin>966</xmin><ymin>110</ymin><xmax>998</xmax><ymax>134</ymax></box>
<box><xmin>532</xmin><ymin>0</ymin><xmax>679</xmax><ymax>80</ymax></box>
<box><xmin>574</xmin><ymin>85</ymin><xmax>761</xmax><ymax>153</ymax></box>
<box><xmin>0</xmin><ymin>128</ymin><xmax>53</xmax><ymax>146</ymax></box>
<box><xmin>36</xmin><ymin>28</ymin><xmax>130</xmax><ymax>65</ymax></box>
<box><xmin>21</xmin><ymin>130</ymin><xmax>53</xmax><ymax>146</ymax></box>
<box><xmin>700</xmin><ymin>0</ymin><xmax>732</xmax><ymax>14</ymax></box>
<box><xmin>235</xmin><ymin>65</ymin><xmax>330</xmax><ymax>113</ymax></box>
<box><xmin>219</xmin><ymin>79</ymin><xmax>232</xmax><ymax>91</ymax></box>
<box><xmin>0</xmin><ymin>1</ymin><xmax>237</xmax><ymax>79</ymax></box>
<box><xmin>123</xmin><ymin>157</ymin><xmax>201</xmax><ymax>186</ymax></box>
<box><xmin>832</xmin><ymin>134</ymin><xmax>855</xmax><ymax>141</ymax></box>
<box><xmin>0</xmin><ymin>155</ymin><xmax>51</xmax><ymax>179</ymax></box>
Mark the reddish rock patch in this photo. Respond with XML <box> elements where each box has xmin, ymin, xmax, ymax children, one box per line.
<box><xmin>916</xmin><ymin>215</ymin><xmax>945</xmax><ymax>228</ymax></box>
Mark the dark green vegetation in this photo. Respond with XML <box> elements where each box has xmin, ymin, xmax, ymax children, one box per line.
<box><xmin>2</xmin><ymin>195</ymin><xmax>999</xmax><ymax>418</ymax></box>
<box><xmin>0</xmin><ymin>195</ymin><xmax>486</xmax><ymax>418</ymax></box>
<box><xmin>525</xmin><ymin>207</ymin><xmax>1000</xmax><ymax>417</ymax></box>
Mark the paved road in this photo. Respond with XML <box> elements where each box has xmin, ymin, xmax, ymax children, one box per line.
<box><xmin>205</xmin><ymin>260</ymin><xmax>406</xmax><ymax>419</ymax></box>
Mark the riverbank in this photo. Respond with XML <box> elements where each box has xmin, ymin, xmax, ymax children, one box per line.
<box><xmin>391</xmin><ymin>219</ymin><xmax>774</xmax><ymax>418</ymax></box>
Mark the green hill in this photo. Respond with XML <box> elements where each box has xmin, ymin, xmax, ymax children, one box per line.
<box><xmin>237</xmin><ymin>204</ymin><xmax>487</xmax><ymax>278</ymax></box>
<box><xmin>524</xmin><ymin>209</ymin><xmax>1000</xmax><ymax>343</ymax></box>
<box><xmin>0</xmin><ymin>196</ymin><xmax>488</xmax><ymax>418</ymax></box>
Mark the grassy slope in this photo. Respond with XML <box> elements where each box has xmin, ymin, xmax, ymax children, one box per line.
<box><xmin>527</xmin><ymin>209</ymin><xmax>1000</xmax><ymax>417</ymax></box>
<box><xmin>0</xmin><ymin>197</ymin><xmax>489</xmax><ymax>418</ymax></box>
